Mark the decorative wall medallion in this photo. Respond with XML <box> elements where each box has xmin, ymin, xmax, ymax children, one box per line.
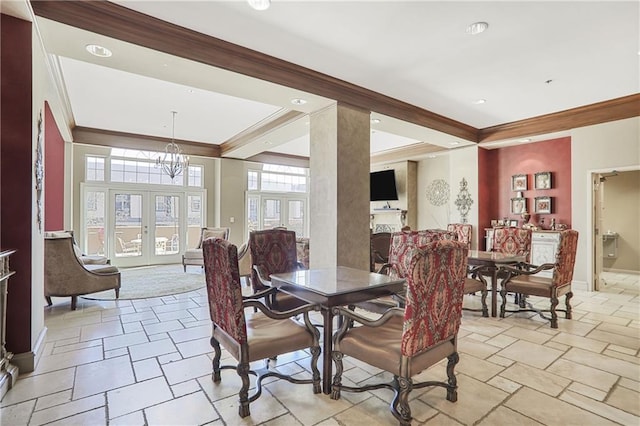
<box><xmin>454</xmin><ymin>178</ymin><xmax>473</xmax><ymax>223</ymax></box>
<box><xmin>35</xmin><ymin>110</ymin><xmax>44</xmax><ymax>232</ymax></box>
<box><xmin>426</xmin><ymin>179</ymin><xmax>450</xmax><ymax>206</ymax></box>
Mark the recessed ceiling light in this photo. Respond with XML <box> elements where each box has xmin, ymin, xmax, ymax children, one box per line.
<box><xmin>85</xmin><ymin>44</ymin><xmax>112</xmax><ymax>58</ymax></box>
<box><xmin>291</xmin><ymin>98</ymin><xmax>307</xmax><ymax>105</ymax></box>
<box><xmin>518</xmin><ymin>138</ymin><xmax>532</xmax><ymax>143</ymax></box>
<box><xmin>427</xmin><ymin>155</ymin><xmax>437</xmax><ymax>159</ymax></box>
<box><xmin>450</xmin><ymin>141</ymin><xmax>460</xmax><ymax>146</ymax></box>
<box><xmin>466</xmin><ymin>22</ymin><xmax>489</xmax><ymax>35</ymax></box>
<box><xmin>473</xmin><ymin>99</ymin><xmax>487</xmax><ymax>105</ymax></box>
<box><xmin>371</xmin><ymin>118</ymin><xmax>381</xmax><ymax>124</ymax></box>
<box><xmin>247</xmin><ymin>0</ymin><xmax>270</xmax><ymax>10</ymax></box>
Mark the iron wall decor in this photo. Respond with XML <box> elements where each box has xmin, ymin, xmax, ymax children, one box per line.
<box><xmin>454</xmin><ymin>178</ymin><xmax>473</xmax><ymax>223</ymax></box>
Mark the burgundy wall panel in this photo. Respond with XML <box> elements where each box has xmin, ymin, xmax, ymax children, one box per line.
<box><xmin>1</xmin><ymin>14</ymin><xmax>33</xmax><ymax>354</ymax></box>
<box><xmin>44</xmin><ymin>101</ymin><xmax>65</xmax><ymax>231</ymax></box>
<box><xmin>485</xmin><ymin>137</ymin><xmax>572</xmax><ymax>233</ymax></box>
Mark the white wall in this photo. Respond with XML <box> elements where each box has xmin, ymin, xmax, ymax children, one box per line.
<box><xmin>417</xmin><ymin>146</ymin><xmax>480</xmax><ymax>248</ymax></box>
<box><xmin>571</xmin><ymin>117</ymin><xmax>640</xmax><ymax>290</ymax></box>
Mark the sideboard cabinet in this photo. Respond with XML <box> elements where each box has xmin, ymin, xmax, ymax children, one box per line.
<box><xmin>530</xmin><ymin>231</ymin><xmax>562</xmax><ymax>278</ymax></box>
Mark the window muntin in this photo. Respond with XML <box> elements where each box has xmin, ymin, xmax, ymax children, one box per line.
<box><xmin>107</xmin><ymin>149</ymin><xmax>203</xmax><ymax>187</ymax></box>
<box><xmin>86</xmin><ymin>156</ymin><xmax>105</xmax><ymax>181</ymax></box>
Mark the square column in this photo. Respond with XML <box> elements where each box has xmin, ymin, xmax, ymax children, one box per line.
<box><xmin>309</xmin><ymin>103</ymin><xmax>370</xmax><ymax>270</ymax></box>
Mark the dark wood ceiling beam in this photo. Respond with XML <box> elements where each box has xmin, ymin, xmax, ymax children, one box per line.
<box><xmin>31</xmin><ymin>0</ymin><xmax>478</xmax><ymax>142</ymax></box>
<box><xmin>72</xmin><ymin>127</ymin><xmax>221</xmax><ymax>157</ymax></box>
<box><xmin>479</xmin><ymin>94</ymin><xmax>640</xmax><ymax>143</ymax></box>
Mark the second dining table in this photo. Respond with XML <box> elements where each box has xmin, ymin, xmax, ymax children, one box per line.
<box><xmin>467</xmin><ymin>250</ymin><xmax>526</xmax><ymax>317</ymax></box>
<box><xmin>270</xmin><ymin>266</ymin><xmax>405</xmax><ymax>394</ymax></box>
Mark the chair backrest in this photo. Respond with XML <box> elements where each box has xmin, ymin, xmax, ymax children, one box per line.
<box><xmin>197</xmin><ymin>227</ymin><xmax>230</xmax><ymax>249</ymax></box>
<box><xmin>447</xmin><ymin>223</ymin><xmax>472</xmax><ymax>249</ymax></box>
<box><xmin>492</xmin><ymin>227</ymin><xmax>532</xmax><ymax>260</ymax></box>
<box><xmin>371</xmin><ymin>232</ymin><xmax>392</xmax><ymax>264</ymax></box>
<box><xmin>202</xmin><ymin>237</ymin><xmax>247</xmax><ymax>345</ymax></box>
<box><xmin>249</xmin><ymin>229</ymin><xmax>299</xmax><ymax>292</ymax></box>
<box><xmin>402</xmin><ymin>240</ymin><xmax>468</xmax><ymax>357</ymax></box>
<box><xmin>553</xmin><ymin>229</ymin><xmax>579</xmax><ymax>287</ymax></box>
<box><xmin>387</xmin><ymin>229</ymin><xmax>457</xmax><ymax>279</ymax></box>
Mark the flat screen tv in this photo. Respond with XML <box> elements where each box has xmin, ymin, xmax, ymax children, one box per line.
<box><xmin>370</xmin><ymin>170</ymin><xmax>399</xmax><ymax>201</ymax></box>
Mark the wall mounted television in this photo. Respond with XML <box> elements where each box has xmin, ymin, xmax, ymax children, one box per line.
<box><xmin>370</xmin><ymin>169</ymin><xmax>399</xmax><ymax>201</ymax></box>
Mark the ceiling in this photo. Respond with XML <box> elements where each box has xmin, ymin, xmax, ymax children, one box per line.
<box><xmin>4</xmin><ymin>1</ymin><xmax>639</xmax><ymax>162</ymax></box>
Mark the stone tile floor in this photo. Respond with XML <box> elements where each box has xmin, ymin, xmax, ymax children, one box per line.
<box><xmin>1</xmin><ymin>271</ymin><xmax>638</xmax><ymax>425</ymax></box>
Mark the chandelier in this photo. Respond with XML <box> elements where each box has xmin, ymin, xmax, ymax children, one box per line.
<box><xmin>156</xmin><ymin>111</ymin><xmax>189</xmax><ymax>180</ymax></box>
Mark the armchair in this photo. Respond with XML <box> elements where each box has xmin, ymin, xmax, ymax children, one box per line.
<box><xmin>331</xmin><ymin>240</ymin><xmax>468</xmax><ymax>425</ymax></box>
<box><xmin>370</xmin><ymin>231</ymin><xmax>392</xmax><ymax>271</ymax></box>
<box><xmin>249</xmin><ymin>229</ymin><xmax>307</xmax><ymax>311</ymax></box>
<box><xmin>44</xmin><ymin>232</ymin><xmax>120</xmax><ymax>310</ymax></box>
<box><xmin>237</xmin><ymin>236</ymin><xmax>252</xmax><ymax>287</ymax></box>
<box><xmin>499</xmin><ymin>229</ymin><xmax>578</xmax><ymax>328</ymax></box>
<box><xmin>202</xmin><ymin>237</ymin><xmax>321</xmax><ymax>418</ymax></box>
<box><xmin>447</xmin><ymin>223</ymin><xmax>472</xmax><ymax>249</ymax></box>
<box><xmin>182</xmin><ymin>227</ymin><xmax>230</xmax><ymax>272</ymax></box>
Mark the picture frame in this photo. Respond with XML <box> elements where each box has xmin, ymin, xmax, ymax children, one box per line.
<box><xmin>534</xmin><ymin>171</ymin><xmax>552</xmax><ymax>190</ymax></box>
<box><xmin>508</xmin><ymin>219</ymin><xmax>519</xmax><ymax>227</ymax></box>
<box><xmin>534</xmin><ymin>196</ymin><xmax>552</xmax><ymax>214</ymax></box>
<box><xmin>491</xmin><ymin>220</ymin><xmax>498</xmax><ymax>227</ymax></box>
<box><xmin>511</xmin><ymin>197</ymin><xmax>526</xmax><ymax>214</ymax></box>
<box><xmin>511</xmin><ymin>174</ymin><xmax>527</xmax><ymax>191</ymax></box>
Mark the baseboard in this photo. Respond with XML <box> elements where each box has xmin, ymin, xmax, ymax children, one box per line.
<box><xmin>572</xmin><ymin>280</ymin><xmax>589</xmax><ymax>292</ymax></box>
<box><xmin>603</xmin><ymin>268</ymin><xmax>640</xmax><ymax>276</ymax></box>
<box><xmin>11</xmin><ymin>326</ymin><xmax>47</xmax><ymax>374</ymax></box>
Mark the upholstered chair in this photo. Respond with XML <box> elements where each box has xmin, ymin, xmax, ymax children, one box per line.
<box><xmin>249</xmin><ymin>229</ymin><xmax>307</xmax><ymax>311</ymax></box>
<box><xmin>236</xmin><ymin>236</ymin><xmax>252</xmax><ymax>287</ymax></box>
<box><xmin>44</xmin><ymin>232</ymin><xmax>120</xmax><ymax>310</ymax></box>
<box><xmin>296</xmin><ymin>237</ymin><xmax>310</xmax><ymax>269</ymax></box>
<box><xmin>370</xmin><ymin>231</ymin><xmax>392</xmax><ymax>271</ymax></box>
<box><xmin>492</xmin><ymin>227</ymin><xmax>532</xmax><ymax>259</ymax></box>
<box><xmin>499</xmin><ymin>229</ymin><xmax>579</xmax><ymax>328</ymax></box>
<box><xmin>182</xmin><ymin>227</ymin><xmax>230</xmax><ymax>272</ymax></box>
<box><xmin>358</xmin><ymin>229</ymin><xmax>458</xmax><ymax>314</ymax></box>
<box><xmin>202</xmin><ymin>238</ymin><xmax>321</xmax><ymax>418</ymax></box>
<box><xmin>331</xmin><ymin>240</ymin><xmax>468</xmax><ymax>425</ymax></box>
<box><xmin>447</xmin><ymin>223</ymin><xmax>472</xmax><ymax>249</ymax></box>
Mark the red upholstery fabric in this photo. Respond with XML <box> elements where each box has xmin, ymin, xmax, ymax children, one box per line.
<box><xmin>447</xmin><ymin>223</ymin><xmax>472</xmax><ymax>249</ymax></box>
<box><xmin>387</xmin><ymin>229</ymin><xmax>457</xmax><ymax>280</ymax></box>
<box><xmin>553</xmin><ymin>230</ymin><xmax>579</xmax><ymax>287</ymax></box>
<box><xmin>492</xmin><ymin>227</ymin><xmax>532</xmax><ymax>259</ymax></box>
<box><xmin>249</xmin><ymin>229</ymin><xmax>299</xmax><ymax>292</ymax></box>
<box><xmin>202</xmin><ymin>238</ymin><xmax>247</xmax><ymax>345</ymax></box>
<box><xmin>402</xmin><ymin>240</ymin><xmax>468</xmax><ymax>357</ymax></box>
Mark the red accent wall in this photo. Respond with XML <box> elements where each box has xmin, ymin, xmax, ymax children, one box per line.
<box><xmin>1</xmin><ymin>14</ymin><xmax>33</xmax><ymax>354</ymax></box>
<box><xmin>480</xmin><ymin>137</ymin><xmax>572</xmax><ymax>249</ymax></box>
<box><xmin>44</xmin><ymin>101</ymin><xmax>64</xmax><ymax>231</ymax></box>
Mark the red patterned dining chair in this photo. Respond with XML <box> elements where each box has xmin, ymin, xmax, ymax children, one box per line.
<box><xmin>492</xmin><ymin>227</ymin><xmax>532</xmax><ymax>259</ymax></box>
<box><xmin>249</xmin><ymin>228</ymin><xmax>307</xmax><ymax>311</ymax></box>
<box><xmin>331</xmin><ymin>240</ymin><xmax>468</xmax><ymax>425</ymax></box>
<box><xmin>447</xmin><ymin>223</ymin><xmax>472</xmax><ymax>249</ymax></box>
<box><xmin>499</xmin><ymin>229</ymin><xmax>579</xmax><ymax>328</ymax></box>
<box><xmin>202</xmin><ymin>237</ymin><xmax>321</xmax><ymax>418</ymax></box>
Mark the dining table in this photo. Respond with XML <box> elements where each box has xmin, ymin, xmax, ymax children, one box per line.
<box><xmin>270</xmin><ymin>266</ymin><xmax>405</xmax><ymax>394</ymax></box>
<box><xmin>467</xmin><ymin>250</ymin><xmax>526</xmax><ymax>317</ymax></box>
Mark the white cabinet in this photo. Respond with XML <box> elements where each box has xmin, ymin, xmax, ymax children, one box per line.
<box><xmin>531</xmin><ymin>231</ymin><xmax>561</xmax><ymax>278</ymax></box>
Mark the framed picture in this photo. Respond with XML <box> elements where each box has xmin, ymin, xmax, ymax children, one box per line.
<box><xmin>491</xmin><ymin>220</ymin><xmax>498</xmax><ymax>227</ymax></box>
<box><xmin>511</xmin><ymin>197</ymin><xmax>526</xmax><ymax>214</ymax></box>
<box><xmin>508</xmin><ymin>219</ymin><xmax>519</xmax><ymax>227</ymax></box>
<box><xmin>512</xmin><ymin>174</ymin><xmax>527</xmax><ymax>191</ymax></box>
<box><xmin>535</xmin><ymin>196</ymin><xmax>552</xmax><ymax>214</ymax></box>
<box><xmin>534</xmin><ymin>171</ymin><xmax>552</xmax><ymax>189</ymax></box>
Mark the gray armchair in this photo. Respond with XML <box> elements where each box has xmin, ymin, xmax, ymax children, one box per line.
<box><xmin>182</xmin><ymin>227</ymin><xmax>230</xmax><ymax>272</ymax></box>
<box><xmin>44</xmin><ymin>232</ymin><xmax>120</xmax><ymax>310</ymax></box>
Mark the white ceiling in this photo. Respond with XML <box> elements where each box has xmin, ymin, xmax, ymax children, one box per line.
<box><xmin>5</xmin><ymin>1</ymin><xmax>640</xmax><ymax>159</ymax></box>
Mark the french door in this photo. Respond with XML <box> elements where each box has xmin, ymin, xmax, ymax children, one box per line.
<box><xmin>81</xmin><ymin>185</ymin><xmax>204</xmax><ymax>267</ymax></box>
<box><xmin>247</xmin><ymin>194</ymin><xmax>307</xmax><ymax>238</ymax></box>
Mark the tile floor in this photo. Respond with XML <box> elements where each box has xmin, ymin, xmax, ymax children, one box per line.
<box><xmin>1</xmin><ymin>271</ymin><xmax>638</xmax><ymax>425</ymax></box>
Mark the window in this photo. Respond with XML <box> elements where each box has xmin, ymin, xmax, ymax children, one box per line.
<box><xmin>248</xmin><ymin>170</ymin><xmax>258</xmax><ymax>190</ymax></box>
<box><xmin>188</xmin><ymin>165</ymin><xmax>203</xmax><ymax>187</ymax></box>
<box><xmin>247</xmin><ymin>164</ymin><xmax>308</xmax><ymax>193</ymax></box>
<box><xmin>86</xmin><ymin>156</ymin><xmax>105</xmax><ymax>181</ymax></box>
<box><xmin>108</xmin><ymin>149</ymin><xmax>201</xmax><ymax>187</ymax></box>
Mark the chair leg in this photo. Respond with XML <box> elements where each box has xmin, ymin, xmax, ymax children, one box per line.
<box><xmin>71</xmin><ymin>295</ymin><xmax>78</xmax><ymax>311</ymax></box>
<box><xmin>330</xmin><ymin>351</ymin><xmax>344</xmax><ymax>400</ymax></box>
<box><xmin>237</xmin><ymin>362</ymin><xmax>251</xmax><ymax>418</ymax></box>
<box><xmin>550</xmin><ymin>295</ymin><xmax>559</xmax><ymax>329</ymax></box>
<box><xmin>210</xmin><ymin>337</ymin><xmax>222</xmax><ymax>382</ymax></box>
<box><xmin>499</xmin><ymin>288</ymin><xmax>508</xmax><ymax>318</ymax></box>
<box><xmin>565</xmin><ymin>291</ymin><xmax>573</xmax><ymax>319</ymax></box>
<box><xmin>446</xmin><ymin>352</ymin><xmax>459</xmax><ymax>402</ymax></box>
<box><xmin>481</xmin><ymin>289</ymin><xmax>489</xmax><ymax>317</ymax></box>
<box><xmin>392</xmin><ymin>375</ymin><xmax>412</xmax><ymax>426</ymax></box>
<box><xmin>115</xmin><ymin>288</ymin><xmax>120</xmax><ymax>299</ymax></box>
<box><xmin>45</xmin><ymin>296</ymin><xmax>52</xmax><ymax>306</ymax></box>
<box><xmin>310</xmin><ymin>345</ymin><xmax>321</xmax><ymax>394</ymax></box>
